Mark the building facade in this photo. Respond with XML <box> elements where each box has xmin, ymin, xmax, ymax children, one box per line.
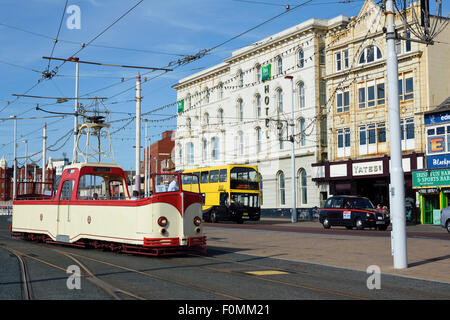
<box><xmin>312</xmin><ymin>0</ymin><xmax>450</xmax><ymax>220</ymax></box>
<box><xmin>173</xmin><ymin>17</ymin><xmax>348</xmax><ymax>215</ymax></box>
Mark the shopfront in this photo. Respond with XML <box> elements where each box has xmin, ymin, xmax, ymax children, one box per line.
<box><xmin>312</xmin><ymin>153</ymin><xmax>424</xmax><ymax>220</ymax></box>
<box><xmin>412</xmin><ymin>168</ymin><xmax>450</xmax><ymax>224</ymax></box>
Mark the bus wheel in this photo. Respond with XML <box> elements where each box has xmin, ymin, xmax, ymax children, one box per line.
<box><xmin>210</xmin><ymin>210</ymin><xmax>217</xmax><ymax>223</ymax></box>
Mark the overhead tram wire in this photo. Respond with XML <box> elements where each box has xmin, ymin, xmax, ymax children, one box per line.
<box><xmin>45</xmin><ymin>0</ymin><xmax>69</xmax><ymax>74</ymax></box>
<box><xmin>45</xmin><ymin>0</ymin><xmax>146</xmax><ymax>79</ymax></box>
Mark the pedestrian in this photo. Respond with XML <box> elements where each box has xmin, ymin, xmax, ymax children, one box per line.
<box><xmin>130</xmin><ymin>190</ymin><xmax>139</xmax><ymax>200</ymax></box>
<box><xmin>93</xmin><ymin>193</ymin><xmax>99</xmax><ymax>200</ymax></box>
<box><xmin>168</xmin><ymin>175</ymin><xmax>179</xmax><ymax>192</ymax></box>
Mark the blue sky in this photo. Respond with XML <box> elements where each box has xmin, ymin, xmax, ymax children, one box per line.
<box><xmin>0</xmin><ymin>0</ymin><xmax>447</xmax><ymax>170</ymax></box>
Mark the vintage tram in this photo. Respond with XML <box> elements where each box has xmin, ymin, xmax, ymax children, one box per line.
<box><xmin>11</xmin><ymin>115</ymin><xmax>206</xmax><ymax>255</ymax></box>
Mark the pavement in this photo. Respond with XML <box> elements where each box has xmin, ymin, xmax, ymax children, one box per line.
<box><xmin>204</xmin><ymin>218</ymin><xmax>450</xmax><ymax>284</ymax></box>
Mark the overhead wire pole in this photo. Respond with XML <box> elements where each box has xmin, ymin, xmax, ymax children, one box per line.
<box><xmin>135</xmin><ymin>73</ymin><xmax>142</xmax><ymax>195</ymax></box>
<box><xmin>11</xmin><ymin>116</ymin><xmax>17</xmax><ymax>200</ymax></box>
<box><xmin>385</xmin><ymin>0</ymin><xmax>408</xmax><ymax>269</ymax></box>
<box><xmin>74</xmin><ymin>57</ymin><xmax>79</xmax><ymax>163</ymax></box>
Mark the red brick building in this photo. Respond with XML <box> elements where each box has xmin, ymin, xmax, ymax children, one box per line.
<box><xmin>145</xmin><ymin>131</ymin><xmax>175</xmax><ymax>174</ymax></box>
<box><xmin>0</xmin><ymin>157</ymin><xmax>56</xmax><ymax>201</ymax></box>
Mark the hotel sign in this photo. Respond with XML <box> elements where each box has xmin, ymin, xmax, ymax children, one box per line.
<box><xmin>413</xmin><ymin>168</ymin><xmax>450</xmax><ymax>188</ymax></box>
<box><xmin>352</xmin><ymin>161</ymin><xmax>383</xmax><ymax>176</ymax></box>
<box><xmin>261</xmin><ymin>64</ymin><xmax>271</xmax><ymax>81</ymax></box>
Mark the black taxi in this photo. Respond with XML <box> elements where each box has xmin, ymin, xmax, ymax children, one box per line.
<box><xmin>318</xmin><ymin>195</ymin><xmax>390</xmax><ymax>230</ymax></box>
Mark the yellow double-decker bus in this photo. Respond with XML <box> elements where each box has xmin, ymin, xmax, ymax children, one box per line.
<box><xmin>181</xmin><ymin>165</ymin><xmax>261</xmax><ymax>223</ymax></box>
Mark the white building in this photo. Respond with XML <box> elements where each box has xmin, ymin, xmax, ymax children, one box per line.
<box><xmin>173</xmin><ymin>16</ymin><xmax>347</xmax><ymax>216</ymax></box>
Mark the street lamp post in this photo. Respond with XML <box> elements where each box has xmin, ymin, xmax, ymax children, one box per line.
<box><xmin>285</xmin><ymin>75</ymin><xmax>297</xmax><ymax>223</ymax></box>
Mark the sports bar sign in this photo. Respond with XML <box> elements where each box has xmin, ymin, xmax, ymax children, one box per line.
<box><xmin>412</xmin><ymin>168</ymin><xmax>450</xmax><ymax>188</ymax></box>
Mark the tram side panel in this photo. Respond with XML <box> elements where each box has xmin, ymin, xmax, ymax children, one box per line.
<box><xmin>12</xmin><ymin>202</ymin><xmax>59</xmax><ymax>240</ymax></box>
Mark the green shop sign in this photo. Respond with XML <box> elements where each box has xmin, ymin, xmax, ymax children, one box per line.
<box><xmin>412</xmin><ymin>168</ymin><xmax>450</xmax><ymax>188</ymax></box>
<box><xmin>261</xmin><ymin>64</ymin><xmax>271</xmax><ymax>81</ymax></box>
<box><xmin>177</xmin><ymin>100</ymin><xmax>184</xmax><ymax>113</ymax></box>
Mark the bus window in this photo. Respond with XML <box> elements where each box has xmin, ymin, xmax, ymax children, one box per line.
<box><xmin>182</xmin><ymin>175</ymin><xmax>191</xmax><ymax>185</ymax></box>
<box><xmin>182</xmin><ymin>174</ymin><xmax>199</xmax><ymax>193</ymax></box>
<box><xmin>201</xmin><ymin>171</ymin><xmax>209</xmax><ymax>183</ymax></box>
<box><xmin>219</xmin><ymin>169</ymin><xmax>227</xmax><ymax>182</ymax></box>
<box><xmin>209</xmin><ymin>170</ymin><xmax>219</xmax><ymax>183</ymax></box>
<box><xmin>230</xmin><ymin>167</ymin><xmax>259</xmax><ymax>190</ymax></box>
<box><xmin>193</xmin><ymin>172</ymin><xmax>200</xmax><ymax>180</ymax></box>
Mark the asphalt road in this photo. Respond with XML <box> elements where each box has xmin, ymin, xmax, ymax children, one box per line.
<box><xmin>1</xmin><ymin>215</ymin><xmax>450</xmax><ymax>306</ymax></box>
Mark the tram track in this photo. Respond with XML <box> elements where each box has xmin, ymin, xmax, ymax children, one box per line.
<box><xmin>6</xmin><ymin>248</ymin><xmax>33</xmax><ymax>300</ymax></box>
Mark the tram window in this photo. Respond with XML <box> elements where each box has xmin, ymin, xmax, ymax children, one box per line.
<box><xmin>209</xmin><ymin>170</ymin><xmax>219</xmax><ymax>183</ymax></box>
<box><xmin>60</xmin><ymin>180</ymin><xmax>74</xmax><ymax>200</ymax></box>
<box><xmin>78</xmin><ymin>174</ymin><xmax>109</xmax><ymax>200</ymax></box>
<box><xmin>201</xmin><ymin>171</ymin><xmax>209</xmax><ymax>183</ymax></box>
<box><xmin>219</xmin><ymin>169</ymin><xmax>227</xmax><ymax>182</ymax></box>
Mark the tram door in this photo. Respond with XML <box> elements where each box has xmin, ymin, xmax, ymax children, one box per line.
<box><xmin>423</xmin><ymin>194</ymin><xmax>439</xmax><ymax>225</ymax></box>
<box><xmin>56</xmin><ymin>180</ymin><xmax>74</xmax><ymax>242</ymax></box>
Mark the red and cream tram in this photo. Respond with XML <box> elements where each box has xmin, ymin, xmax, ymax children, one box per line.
<box><xmin>11</xmin><ymin>162</ymin><xmax>206</xmax><ymax>255</ymax></box>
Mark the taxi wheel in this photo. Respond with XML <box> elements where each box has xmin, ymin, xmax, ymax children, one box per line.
<box><xmin>322</xmin><ymin>218</ymin><xmax>331</xmax><ymax>229</ymax></box>
<box><xmin>355</xmin><ymin>218</ymin><xmax>364</xmax><ymax>230</ymax></box>
<box><xmin>446</xmin><ymin>221</ymin><xmax>450</xmax><ymax>234</ymax></box>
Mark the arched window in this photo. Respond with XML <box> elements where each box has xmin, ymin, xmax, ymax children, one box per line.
<box><xmin>218</xmin><ymin>82</ymin><xmax>224</xmax><ymax>100</ymax></box>
<box><xmin>359</xmin><ymin>45</ymin><xmax>382</xmax><ymax>64</ymax></box>
<box><xmin>277</xmin><ymin>88</ymin><xmax>283</xmax><ymax>112</ymax></box>
<box><xmin>203</xmin><ymin>112</ymin><xmax>209</xmax><ymax>126</ymax></box>
<box><xmin>177</xmin><ymin>143</ymin><xmax>183</xmax><ymax>166</ymax></box>
<box><xmin>211</xmin><ymin>137</ymin><xmax>220</xmax><ymax>160</ymax></box>
<box><xmin>279</xmin><ymin>122</ymin><xmax>285</xmax><ymax>150</ymax></box>
<box><xmin>277</xmin><ymin>56</ymin><xmax>283</xmax><ymax>75</ymax></box>
<box><xmin>298</xmin><ymin>49</ymin><xmax>304</xmax><ymax>68</ymax></box>
<box><xmin>238</xmin><ymin>131</ymin><xmax>244</xmax><ymax>156</ymax></box>
<box><xmin>298</xmin><ymin>118</ymin><xmax>306</xmax><ymax>146</ymax></box>
<box><xmin>239</xmin><ymin>70</ymin><xmax>244</xmax><ymax>87</ymax></box>
<box><xmin>237</xmin><ymin>99</ymin><xmax>244</xmax><ymax>121</ymax></box>
<box><xmin>217</xmin><ymin>108</ymin><xmax>224</xmax><ymax>124</ymax></box>
<box><xmin>186</xmin><ymin>142</ymin><xmax>194</xmax><ymax>164</ymax></box>
<box><xmin>277</xmin><ymin>171</ymin><xmax>286</xmax><ymax>205</ymax></box>
<box><xmin>298</xmin><ymin>82</ymin><xmax>305</xmax><ymax>109</ymax></box>
<box><xmin>298</xmin><ymin>169</ymin><xmax>308</xmax><ymax>205</ymax></box>
<box><xmin>256</xmin><ymin>127</ymin><xmax>262</xmax><ymax>153</ymax></box>
<box><xmin>202</xmin><ymin>138</ymin><xmax>208</xmax><ymax>161</ymax></box>
<box><xmin>186</xmin><ymin>117</ymin><xmax>191</xmax><ymax>131</ymax></box>
<box><xmin>255</xmin><ymin>93</ymin><xmax>261</xmax><ymax>118</ymax></box>
<box><xmin>256</xmin><ymin>64</ymin><xmax>261</xmax><ymax>83</ymax></box>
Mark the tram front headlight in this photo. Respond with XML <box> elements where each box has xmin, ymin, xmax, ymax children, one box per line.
<box><xmin>193</xmin><ymin>216</ymin><xmax>202</xmax><ymax>226</ymax></box>
<box><xmin>158</xmin><ymin>216</ymin><xmax>168</xmax><ymax>227</ymax></box>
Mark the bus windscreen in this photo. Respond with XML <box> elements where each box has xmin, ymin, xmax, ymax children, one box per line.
<box><xmin>230</xmin><ymin>167</ymin><xmax>259</xmax><ymax>190</ymax></box>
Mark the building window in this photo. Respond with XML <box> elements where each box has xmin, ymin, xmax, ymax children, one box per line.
<box><xmin>359</xmin><ymin>45</ymin><xmax>382</xmax><ymax>64</ymax></box>
<box><xmin>186</xmin><ymin>117</ymin><xmax>192</xmax><ymax>131</ymax></box>
<box><xmin>320</xmin><ymin>81</ymin><xmax>326</xmax><ymax>106</ymax></box>
<box><xmin>298</xmin><ymin>169</ymin><xmax>307</xmax><ymax>205</ymax></box>
<box><xmin>277</xmin><ymin>89</ymin><xmax>283</xmax><ymax>112</ymax></box>
<box><xmin>218</xmin><ymin>108</ymin><xmax>224</xmax><ymax>124</ymax></box>
<box><xmin>358</xmin><ymin>79</ymin><xmax>385</xmax><ymax>108</ymax></box>
<box><xmin>399</xmin><ymin>73</ymin><xmax>414</xmax><ymax>101</ymax></box>
<box><xmin>211</xmin><ymin>137</ymin><xmax>220</xmax><ymax>160</ymax></box>
<box><xmin>359</xmin><ymin>122</ymin><xmax>387</xmax><ymax>155</ymax></box>
<box><xmin>336</xmin><ymin>49</ymin><xmax>349</xmax><ymax>72</ymax></box>
<box><xmin>237</xmin><ymin>99</ymin><xmax>244</xmax><ymax>121</ymax></box>
<box><xmin>336</xmin><ymin>90</ymin><xmax>350</xmax><ymax>113</ymax></box>
<box><xmin>255</xmin><ymin>94</ymin><xmax>261</xmax><ymax>118</ymax></box>
<box><xmin>256</xmin><ymin>127</ymin><xmax>262</xmax><ymax>153</ymax></box>
<box><xmin>278</xmin><ymin>171</ymin><xmax>286</xmax><ymax>206</ymax></box>
<box><xmin>401</xmin><ymin>118</ymin><xmax>415</xmax><ymax>150</ymax></box>
<box><xmin>256</xmin><ymin>64</ymin><xmax>261</xmax><ymax>83</ymax></box>
<box><xmin>298</xmin><ymin>118</ymin><xmax>306</xmax><ymax>146</ymax></box>
<box><xmin>203</xmin><ymin>112</ymin><xmax>209</xmax><ymax>126</ymax></box>
<box><xmin>337</xmin><ymin>128</ymin><xmax>351</xmax><ymax>157</ymax></box>
<box><xmin>277</xmin><ymin>56</ymin><xmax>283</xmax><ymax>75</ymax></box>
<box><xmin>187</xmin><ymin>142</ymin><xmax>194</xmax><ymax>164</ymax></box>
<box><xmin>396</xmin><ymin>32</ymin><xmax>411</xmax><ymax>55</ymax></box>
<box><xmin>239</xmin><ymin>70</ymin><xmax>244</xmax><ymax>87</ymax></box>
<box><xmin>298</xmin><ymin>82</ymin><xmax>305</xmax><ymax>109</ymax></box>
<box><xmin>218</xmin><ymin>82</ymin><xmax>224</xmax><ymax>100</ymax></box>
<box><xmin>319</xmin><ymin>45</ymin><xmax>325</xmax><ymax>65</ymax></box>
<box><xmin>298</xmin><ymin>49</ymin><xmax>304</xmax><ymax>68</ymax></box>
<box><xmin>279</xmin><ymin>122</ymin><xmax>285</xmax><ymax>150</ymax></box>
<box><xmin>238</xmin><ymin>131</ymin><xmax>244</xmax><ymax>156</ymax></box>
<box><xmin>202</xmin><ymin>139</ymin><xmax>208</xmax><ymax>161</ymax></box>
